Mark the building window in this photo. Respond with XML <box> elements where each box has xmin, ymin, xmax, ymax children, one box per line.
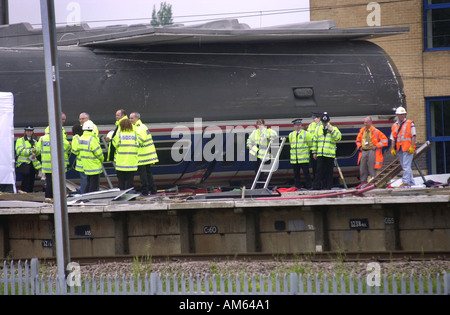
<box><xmin>426</xmin><ymin>97</ymin><xmax>450</xmax><ymax>174</ymax></box>
<box><xmin>424</xmin><ymin>1</ymin><xmax>450</xmax><ymax>50</ymax></box>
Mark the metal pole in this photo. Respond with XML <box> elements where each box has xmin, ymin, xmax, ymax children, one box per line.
<box><xmin>0</xmin><ymin>0</ymin><xmax>9</xmax><ymax>25</ymax></box>
<box><xmin>40</xmin><ymin>0</ymin><xmax>70</xmax><ymax>281</ymax></box>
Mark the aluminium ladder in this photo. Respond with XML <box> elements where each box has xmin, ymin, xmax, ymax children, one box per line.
<box><xmin>100</xmin><ymin>136</ymin><xmax>115</xmax><ymax>189</ymax></box>
<box><xmin>251</xmin><ymin>137</ymin><xmax>286</xmax><ymax>190</ymax></box>
<box><xmin>366</xmin><ymin>141</ymin><xmax>430</xmax><ymax>188</ymax></box>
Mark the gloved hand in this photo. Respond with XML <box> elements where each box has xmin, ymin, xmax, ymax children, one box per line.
<box><xmin>390</xmin><ymin>148</ymin><xmax>397</xmax><ymax>157</ymax></box>
<box><xmin>408</xmin><ymin>146</ymin><xmax>415</xmax><ymax>154</ymax></box>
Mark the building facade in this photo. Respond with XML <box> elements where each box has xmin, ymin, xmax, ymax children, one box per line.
<box><xmin>310</xmin><ymin>0</ymin><xmax>450</xmax><ymax>174</ymax></box>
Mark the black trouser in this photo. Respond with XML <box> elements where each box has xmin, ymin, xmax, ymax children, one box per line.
<box><xmin>117</xmin><ymin>170</ymin><xmax>135</xmax><ymax>190</ymax></box>
<box><xmin>292</xmin><ymin>163</ymin><xmax>312</xmax><ymax>189</ymax></box>
<box><xmin>313</xmin><ymin>156</ymin><xmax>335</xmax><ymax>190</ymax></box>
<box><xmin>137</xmin><ymin>164</ymin><xmax>157</xmax><ymax>195</ymax></box>
<box><xmin>84</xmin><ymin>174</ymin><xmax>100</xmax><ymax>193</ymax></box>
<box><xmin>21</xmin><ymin>164</ymin><xmax>36</xmax><ymax>193</ymax></box>
<box><xmin>310</xmin><ymin>153</ymin><xmax>317</xmax><ymax>180</ymax></box>
<box><xmin>45</xmin><ymin>173</ymin><xmax>53</xmax><ymax>198</ymax></box>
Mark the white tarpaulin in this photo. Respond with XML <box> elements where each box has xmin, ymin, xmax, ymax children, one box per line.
<box><xmin>0</xmin><ymin>92</ymin><xmax>15</xmax><ymax>188</ymax></box>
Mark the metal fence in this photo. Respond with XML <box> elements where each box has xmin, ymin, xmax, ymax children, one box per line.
<box><xmin>1</xmin><ymin>259</ymin><xmax>449</xmax><ymax>295</ymax></box>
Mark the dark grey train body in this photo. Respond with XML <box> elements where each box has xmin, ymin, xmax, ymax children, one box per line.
<box><xmin>0</xmin><ymin>21</ymin><xmax>406</xmax><ymax>128</ymax></box>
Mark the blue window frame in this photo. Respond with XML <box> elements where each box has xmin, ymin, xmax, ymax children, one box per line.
<box><xmin>426</xmin><ymin>97</ymin><xmax>450</xmax><ymax>174</ymax></box>
<box><xmin>423</xmin><ymin>0</ymin><xmax>450</xmax><ymax>51</ymax></box>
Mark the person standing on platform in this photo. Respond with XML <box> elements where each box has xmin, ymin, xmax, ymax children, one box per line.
<box><xmin>35</xmin><ymin>127</ymin><xmax>53</xmax><ymax>201</ymax></box>
<box><xmin>71</xmin><ymin>123</ymin><xmax>87</xmax><ymax>194</ymax></box>
<box><xmin>355</xmin><ymin>116</ymin><xmax>388</xmax><ymax>188</ymax></box>
<box><xmin>288</xmin><ymin>118</ymin><xmax>313</xmax><ymax>189</ymax></box>
<box><xmin>247</xmin><ymin>119</ymin><xmax>278</xmax><ymax>188</ymax></box>
<box><xmin>106</xmin><ymin>109</ymin><xmax>128</xmax><ymax>162</ymax></box>
<box><xmin>60</xmin><ymin>112</ymin><xmax>71</xmax><ymax>171</ymax></box>
<box><xmin>130</xmin><ymin>112</ymin><xmax>159</xmax><ymax>196</ymax></box>
<box><xmin>112</xmin><ymin>118</ymin><xmax>141</xmax><ymax>190</ymax></box>
<box><xmin>37</xmin><ymin>116</ymin><xmax>71</xmax><ymax>201</ymax></box>
<box><xmin>307</xmin><ymin>112</ymin><xmax>323</xmax><ymax>179</ymax></box>
<box><xmin>79</xmin><ymin>112</ymin><xmax>99</xmax><ymax>139</ymax></box>
<box><xmin>75</xmin><ymin>120</ymin><xmax>104</xmax><ymax>193</ymax></box>
<box><xmin>15</xmin><ymin>125</ymin><xmax>41</xmax><ymax>193</ymax></box>
<box><xmin>312</xmin><ymin>112</ymin><xmax>341</xmax><ymax>190</ymax></box>
<box><xmin>390</xmin><ymin>106</ymin><xmax>416</xmax><ymax>187</ymax></box>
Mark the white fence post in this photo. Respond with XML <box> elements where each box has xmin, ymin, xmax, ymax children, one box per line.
<box><xmin>30</xmin><ymin>258</ymin><xmax>39</xmax><ymax>295</ymax></box>
<box><xmin>444</xmin><ymin>273</ymin><xmax>450</xmax><ymax>295</ymax></box>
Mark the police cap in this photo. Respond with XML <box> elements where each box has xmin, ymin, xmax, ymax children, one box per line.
<box><xmin>24</xmin><ymin>125</ymin><xmax>34</xmax><ymax>131</ymax></box>
<box><xmin>311</xmin><ymin>111</ymin><xmax>323</xmax><ymax>118</ymax></box>
<box><xmin>292</xmin><ymin>118</ymin><xmax>303</xmax><ymax>125</ymax></box>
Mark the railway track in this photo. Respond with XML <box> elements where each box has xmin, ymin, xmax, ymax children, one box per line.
<box><xmin>30</xmin><ymin>251</ymin><xmax>450</xmax><ymax>266</ymax></box>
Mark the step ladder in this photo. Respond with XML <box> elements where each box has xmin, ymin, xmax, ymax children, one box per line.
<box><xmin>100</xmin><ymin>136</ymin><xmax>115</xmax><ymax>189</ymax></box>
<box><xmin>367</xmin><ymin>141</ymin><xmax>430</xmax><ymax>188</ymax></box>
<box><xmin>251</xmin><ymin>137</ymin><xmax>286</xmax><ymax>190</ymax></box>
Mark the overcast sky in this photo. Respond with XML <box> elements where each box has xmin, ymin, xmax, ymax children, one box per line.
<box><xmin>8</xmin><ymin>0</ymin><xmax>310</xmax><ymax>28</ymax></box>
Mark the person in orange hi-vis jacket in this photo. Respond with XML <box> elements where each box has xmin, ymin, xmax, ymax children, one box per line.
<box><xmin>355</xmin><ymin>116</ymin><xmax>388</xmax><ymax>188</ymax></box>
<box><xmin>390</xmin><ymin>106</ymin><xmax>416</xmax><ymax>188</ymax></box>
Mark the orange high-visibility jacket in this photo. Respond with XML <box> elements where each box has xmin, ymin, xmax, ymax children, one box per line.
<box><xmin>391</xmin><ymin>120</ymin><xmax>415</xmax><ymax>152</ymax></box>
<box><xmin>356</xmin><ymin>125</ymin><xmax>388</xmax><ymax>169</ymax></box>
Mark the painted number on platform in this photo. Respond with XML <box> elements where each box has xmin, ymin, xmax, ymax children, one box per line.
<box><xmin>349</xmin><ymin>219</ymin><xmax>369</xmax><ymax>229</ymax></box>
<box><xmin>384</xmin><ymin>217</ymin><xmax>395</xmax><ymax>225</ymax></box>
<box><xmin>75</xmin><ymin>225</ymin><xmax>92</xmax><ymax>237</ymax></box>
<box><xmin>203</xmin><ymin>226</ymin><xmax>218</xmax><ymax>234</ymax></box>
<box><xmin>42</xmin><ymin>239</ymin><xmax>53</xmax><ymax>248</ymax></box>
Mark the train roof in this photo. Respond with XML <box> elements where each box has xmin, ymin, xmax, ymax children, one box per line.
<box><xmin>0</xmin><ymin>19</ymin><xmax>409</xmax><ymax>48</ymax></box>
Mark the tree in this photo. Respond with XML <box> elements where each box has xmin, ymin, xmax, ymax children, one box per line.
<box><xmin>151</xmin><ymin>2</ymin><xmax>173</xmax><ymax>26</ymax></box>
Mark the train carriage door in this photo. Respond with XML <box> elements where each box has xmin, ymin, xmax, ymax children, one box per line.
<box><xmin>426</xmin><ymin>97</ymin><xmax>450</xmax><ymax>174</ymax></box>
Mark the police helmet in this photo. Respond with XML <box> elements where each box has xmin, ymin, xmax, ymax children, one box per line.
<box><xmin>321</xmin><ymin>112</ymin><xmax>330</xmax><ymax>122</ymax></box>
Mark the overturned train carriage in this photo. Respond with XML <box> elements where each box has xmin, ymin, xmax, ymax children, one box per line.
<box><xmin>0</xmin><ymin>20</ymin><xmax>408</xmax><ymax>188</ymax></box>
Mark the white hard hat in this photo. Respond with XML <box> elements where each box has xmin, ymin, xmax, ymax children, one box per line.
<box><xmin>395</xmin><ymin>106</ymin><xmax>407</xmax><ymax>114</ymax></box>
<box><xmin>82</xmin><ymin>120</ymin><xmax>95</xmax><ymax>131</ymax></box>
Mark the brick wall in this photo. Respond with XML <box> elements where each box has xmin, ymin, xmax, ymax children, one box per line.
<box><xmin>310</xmin><ymin>0</ymin><xmax>450</xmax><ymax>143</ymax></box>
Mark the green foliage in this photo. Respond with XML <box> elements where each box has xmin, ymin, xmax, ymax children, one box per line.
<box><xmin>151</xmin><ymin>2</ymin><xmax>173</xmax><ymax>26</ymax></box>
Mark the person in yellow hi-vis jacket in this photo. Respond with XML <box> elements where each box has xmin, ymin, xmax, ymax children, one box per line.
<box><xmin>15</xmin><ymin>125</ymin><xmax>41</xmax><ymax>192</ymax></box>
<box><xmin>307</xmin><ymin>112</ymin><xmax>323</xmax><ymax>179</ymax></box>
<box><xmin>311</xmin><ymin>112</ymin><xmax>341</xmax><ymax>190</ymax></box>
<box><xmin>106</xmin><ymin>109</ymin><xmax>128</xmax><ymax>162</ymax></box>
<box><xmin>36</xmin><ymin>122</ymin><xmax>71</xmax><ymax>201</ymax></box>
<box><xmin>130</xmin><ymin>112</ymin><xmax>159</xmax><ymax>196</ymax></box>
<box><xmin>289</xmin><ymin>119</ymin><xmax>313</xmax><ymax>189</ymax></box>
<box><xmin>112</xmin><ymin>118</ymin><xmax>143</xmax><ymax>190</ymax></box>
<box><xmin>247</xmin><ymin>119</ymin><xmax>278</xmax><ymax>188</ymax></box>
<box><xmin>73</xmin><ymin>120</ymin><xmax>104</xmax><ymax>193</ymax></box>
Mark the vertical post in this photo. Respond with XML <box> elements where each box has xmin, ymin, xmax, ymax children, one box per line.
<box><xmin>40</xmin><ymin>0</ymin><xmax>70</xmax><ymax>281</ymax></box>
<box><xmin>30</xmin><ymin>258</ymin><xmax>39</xmax><ymax>295</ymax></box>
<box><xmin>444</xmin><ymin>273</ymin><xmax>450</xmax><ymax>295</ymax></box>
<box><xmin>0</xmin><ymin>0</ymin><xmax>8</xmax><ymax>25</ymax></box>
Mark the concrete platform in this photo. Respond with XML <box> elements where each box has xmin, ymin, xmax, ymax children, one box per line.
<box><xmin>0</xmin><ymin>187</ymin><xmax>449</xmax><ymax>259</ymax></box>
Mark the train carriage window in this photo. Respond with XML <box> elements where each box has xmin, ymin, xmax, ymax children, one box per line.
<box><xmin>220</xmin><ymin>133</ymin><xmax>247</xmax><ymax>168</ymax></box>
<box><xmin>293</xmin><ymin>87</ymin><xmax>316</xmax><ymax>107</ymax></box>
<box><xmin>336</xmin><ymin>134</ymin><xmax>358</xmax><ymax>158</ymax></box>
<box><xmin>153</xmin><ymin>140</ymin><xmax>189</xmax><ymax>166</ymax></box>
